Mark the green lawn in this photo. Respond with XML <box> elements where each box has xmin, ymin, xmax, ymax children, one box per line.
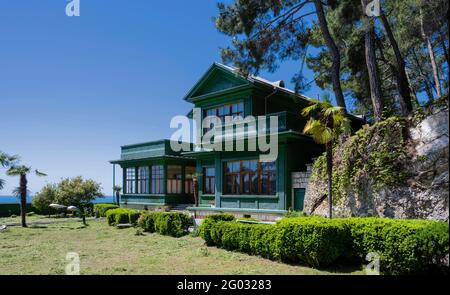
<box><xmin>0</xmin><ymin>219</ymin><xmax>364</xmax><ymax>275</ymax></box>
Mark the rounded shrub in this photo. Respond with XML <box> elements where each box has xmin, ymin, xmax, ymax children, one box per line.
<box><xmin>106</xmin><ymin>208</ymin><xmax>139</xmax><ymax>226</ymax></box>
<box><xmin>94</xmin><ymin>203</ymin><xmax>119</xmax><ymax>217</ymax></box>
<box><xmin>136</xmin><ymin>211</ymin><xmax>192</xmax><ymax>237</ymax></box>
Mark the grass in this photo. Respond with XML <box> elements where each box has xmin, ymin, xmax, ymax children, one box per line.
<box><xmin>0</xmin><ymin>218</ymin><xmax>364</xmax><ymax>275</ymax></box>
<box><xmin>0</xmin><ymin>214</ymin><xmax>81</xmax><ymax>225</ymax></box>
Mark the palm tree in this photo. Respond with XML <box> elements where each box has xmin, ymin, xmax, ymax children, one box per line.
<box><xmin>6</xmin><ymin>165</ymin><xmax>47</xmax><ymax>227</ymax></box>
<box><xmin>302</xmin><ymin>99</ymin><xmax>351</xmax><ymax>218</ymax></box>
<box><xmin>113</xmin><ymin>185</ymin><xmax>122</xmax><ymax>205</ymax></box>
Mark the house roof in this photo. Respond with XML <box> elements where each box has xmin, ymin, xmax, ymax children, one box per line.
<box><xmin>183</xmin><ymin>62</ymin><xmax>313</xmax><ymax>104</ymax></box>
<box><xmin>184</xmin><ymin>62</ymin><xmax>365</xmax><ymax>122</ymax></box>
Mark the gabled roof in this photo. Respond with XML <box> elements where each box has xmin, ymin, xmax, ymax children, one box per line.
<box><xmin>184</xmin><ymin>62</ymin><xmax>365</xmax><ymax>122</ymax></box>
<box><xmin>183</xmin><ymin>62</ymin><xmax>313</xmax><ymax>103</ymax></box>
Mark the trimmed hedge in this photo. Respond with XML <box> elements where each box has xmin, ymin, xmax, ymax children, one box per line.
<box><xmin>198</xmin><ymin>213</ymin><xmax>236</xmax><ymax>246</ymax></box>
<box><xmin>106</xmin><ymin>208</ymin><xmax>140</xmax><ymax>226</ymax></box>
<box><xmin>0</xmin><ymin>203</ymin><xmax>34</xmax><ymax>217</ymax></box>
<box><xmin>137</xmin><ymin>211</ymin><xmax>193</xmax><ymax>237</ymax></box>
<box><xmin>199</xmin><ymin>216</ymin><xmax>449</xmax><ymax>274</ymax></box>
<box><xmin>345</xmin><ymin>217</ymin><xmax>449</xmax><ymax>274</ymax></box>
<box><xmin>94</xmin><ymin>203</ymin><xmax>119</xmax><ymax>217</ymax></box>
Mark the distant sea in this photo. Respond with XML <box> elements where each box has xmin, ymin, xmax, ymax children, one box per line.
<box><xmin>0</xmin><ymin>195</ymin><xmax>114</xmax><ymax>204</ymax></box>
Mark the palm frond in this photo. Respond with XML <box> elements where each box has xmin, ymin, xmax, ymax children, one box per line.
<box><xmin>324</xmin><ymin>106</ymin><xmax>344</xmax><ymax>118</ymax></box>
<box><xmin>301</xmin><ymin>103</ymin><xmax>319</xmax><ymax>117</ymax></box>
<box><xmin>312</xmin><ymin>127</ymin><xmax>333</xmax><ymax>144</ymax></box>
<box><xmin>0</xmin><ymin>178</ymin><xmax>4</xmax><ymax>190</ymax></box>
<box><xmin>0</xmin><ymin>152</ymin><xmax>20</xmax><ymax>168</ymax></box>
<box><xmin>35</xmin><ymin>169</ymin><xmax>47</xmax><ymax>177</ymax></box>
<box><xmin>303</xmin><ymin>119</ymin><xmax>323</xmax><ymax>134</ymax></box>
<box><xmin>6</xmin><ymin>165</ymin><xmax>31</xmax><ymax>176</ymax></box>
<box><xmin>12</xmin><ymin>186</ymin><xmax>31</xmax><ymax>197</ymax></box>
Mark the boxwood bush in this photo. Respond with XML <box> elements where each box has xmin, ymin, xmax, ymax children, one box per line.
<box><xmin>106</xmin><ymin>208</ymin><xmax>140</xmax><ymax>226</ymax></box>
<box><xmin>94</xmin><ymin>203</ymin><xmax>119</xmax><ymax>217</ymax></box>
<box><xmin>345</xmin><ymin>217</ymin><xmax>449</xmax><ymax>274</ymax></box>
<box><xmin>137</xmin><ymin>211</ymin><xmax>192</xmax><ymax>237</ymax></box>
<box><xmin>198</xmin><ymin>216</ymin><xmax>449</xmax><ymax>273</ymax></box>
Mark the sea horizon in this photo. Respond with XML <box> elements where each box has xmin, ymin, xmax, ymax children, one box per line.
<box><xmin>0</xmin><ymin>195</ymin><xmax>114</xmax><ymax>204</ymax></box>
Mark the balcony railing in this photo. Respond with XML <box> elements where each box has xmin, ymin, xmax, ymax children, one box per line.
<box><xmin>192</xmin><ymin>111</ymin><xmax>303</xmax><ymax>151</ymax></box>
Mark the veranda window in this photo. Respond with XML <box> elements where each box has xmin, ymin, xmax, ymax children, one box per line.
<box><xmin>224</xmin><ymin>160</ymin><xmax>276</xmax><ymax>195</ymax></box>
<box><xmin>151</xmin><ymin>165</ymin><xmax>164</xmax><ymax>194</ymax></box>
<box><xmin>203</xmin><ymin>167</ymin><xmax>215</xmax><ymax>194</ymax></box>
<box><xmin>125</xmin><ymin>167</ymin><xmax>136</xmax><ymax>194</ymax></box>
<box><xmin>167</xmin><ymin>165</ymin><xmax>182</xmax><ymax>194</ymax></box>
<box><xmin>137</xmin><ymin>167</ymin><xmax>149</xmax><ymax>194</ymax></box>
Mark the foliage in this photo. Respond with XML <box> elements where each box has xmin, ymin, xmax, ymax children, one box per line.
<box><xmin>199</xmin><ymin>215</ymin><xmax>449</xmax><ymax>274</ymax></box>
<box><xmin>106</xmin><ymin>208</ymin><xmax>140</xmax><ymax>226</ymax></box>
<box><xmin>137</xmin><ymin>211</ymin><xmax>193</xmax><ymax>237</ymax></box>
<box><xmin>302</xmin><ymin>99</ymin><xmax>350</xmax><ymax>144</ymax></box>
<box><xmin>345</xmin><ymin>217</ymin><xmax>449</xmax><ymax>274</ymax></box>
<box><xmin>0</xmin><ymin>151</ymin><xmax>19</xmax><ymax>191</ymax></box>
<box><xmin>284</xmin><ymin>210</ymin><xmax>308</xmax><ymax>218</ymax></box>
<box><xmin>33</xmin><ymin>176</ymin><xmax>103</xmax><ymax>211</ymax></box>
<box><xmin>31</xmin><ymin>184</ymin><xmax>58</xmax><ymax>214</ymax></box>
<box><xmin>200</xmin><ymin>216</ymin><xmax>351</xmax><ymax>268</ymax></box>
<box><xmin>310</xmin><ymin>116</ymin><xmax>409</xmax><ymax>204</ymax></box>
<box><xmin>93</xmin><ymin>204</ymin><xmax>119</xmax><ymax>217</ymax></box>
<box><xmin>55</xmin><ymin>176</ymin><xmax>103</xmax><ymax>206</ymax></box>
<box><xmin>198</xmin><ymin>213</ymin><xmax>236</xmax><ymax>245</ymax></box>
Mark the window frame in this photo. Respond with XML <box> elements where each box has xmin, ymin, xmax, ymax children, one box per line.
<box><xmin>125</xmin><ymin>167</ymin><xmax>136</xmax><ymax>194</ymax></box>
<box><xmin>203</xmin><ymin>166</ymin><xmax>216</xmax><ymax>195</ymax></box>
<box><xmin>151</xmin><ymin>165</ymin><xmax>165</xmax><ymax>194</ymax></box>
<box><xmin>223</xmin><ymin>159</ymin><xmax>276</xmax><ymax>195</ymax></box>
<box><xmin>167</xmin><ymin>165</ymin><xmax>182</xmax><ymax>194</ymax></box>
<box><xmin>137</xmin><ymin>166</ymin><xmax>149</xmax><ymax>194</ymax></box>
<box><xmin>203</xmin><ymin>101</ymin><xmax>244</xmax><ymax>133</ymax></box>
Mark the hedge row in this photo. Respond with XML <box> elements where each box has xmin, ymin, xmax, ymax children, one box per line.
<box><xmin>137</xmin><ymin>211</ymin><xmax>193</xmax><ymax>237</ymax></box>
<box><xmin>94</xmin><ymin>203</ymin><xmax>119</xmax><ymax>217</ymax></box>
<box><xmin>199</xmin><ymin>215</ymin><xmax>449</xmax><ymax>274</ymax></box>
<box><xmin>0</xmin><ymin>203</ymin><xmax>34</xmax><ymax>217</ymax></box>
<box><xmin>106</xmin><ymin>208</ymin><xmax>140</xmax><ymax>226</ymax></box>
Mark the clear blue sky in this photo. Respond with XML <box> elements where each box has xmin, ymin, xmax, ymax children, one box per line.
<box><xmin>0</xmin><ymin>0</ymin><xmax>323</xmax><ymax>196</ymax></box>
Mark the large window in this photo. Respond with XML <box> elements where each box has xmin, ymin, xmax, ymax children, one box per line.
<box><xmin>167</xmin><ymin>165</ymin><xmax>182</xmax><ymax>194</ymax></box>
<box><xmin>137</xmin><ymin>167</ymin><xmax>149</xmax><ymax>194</ymax></box>
<box><xmin>224</xmin><ymin>160</ymin><xmax>276</xmax><ymax>195</ymax></box>
<box><xmin>203</xmin><ymin>167</ymin><xmax>215</xmax><ymax>195</ymax></box>
<box><xmin>125</xmin><ymin>168</ymin><xmax>136</xmax><ymax>194</ymax></box>
<box><xmin>203</xmin><ymin>102</ymin><xmax>244</xmax><ymax>133</ymax></box>
<box><xmin>151</xmin><ymin>165</ymin><xmax>164</xmax><ymax>194</ymax></box>
<box><xmin>185</xmin><ymin>166</ymin><xmax>196</xmax><ymax>194</ymax></box>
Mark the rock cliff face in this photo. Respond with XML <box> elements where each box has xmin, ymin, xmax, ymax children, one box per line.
<box><xmin>304</xmin><ymin>103</ymin><xmax>449</xmax><ymax>221</ymax></box>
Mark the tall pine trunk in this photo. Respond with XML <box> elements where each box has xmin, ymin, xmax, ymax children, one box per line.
<box><xmin>380</xmin><ymin>12</ymin><xmax>413</xmax><ymax>115</ymax></box>
<box><xmin>361</xmin><ymin>0</ymin><xmax>383</xmax><ymax>121</ymax></box>
<box><xmin>313</xmin><ymin>0</ymin><xmax>347</xmax><ymax>112</ymax></box>
<box><xmin>420</xmin><ymin>9</ymin><xmax>442</xmax><ymax>98</ymax></box>
<box><xmin>20</xmin><ymin>174</ymin><xmax>27</xmax><ymax>228</ymax></box>
<box><xmin>325</xmin><ymin>142</ymin><xmax>333</xmax><ymax>219</ymax></box>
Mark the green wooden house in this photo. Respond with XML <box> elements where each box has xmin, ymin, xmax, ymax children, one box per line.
<box><xmin>110</xmin><ymin>63</ymin><xmax>363</xmax><ymax>220</ymax></box>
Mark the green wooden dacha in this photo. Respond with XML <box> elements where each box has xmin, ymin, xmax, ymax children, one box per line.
<box><xmin>110</xmin><ymin>63</ymin><xmax>363</xmax><ymax>219</ymax></box>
